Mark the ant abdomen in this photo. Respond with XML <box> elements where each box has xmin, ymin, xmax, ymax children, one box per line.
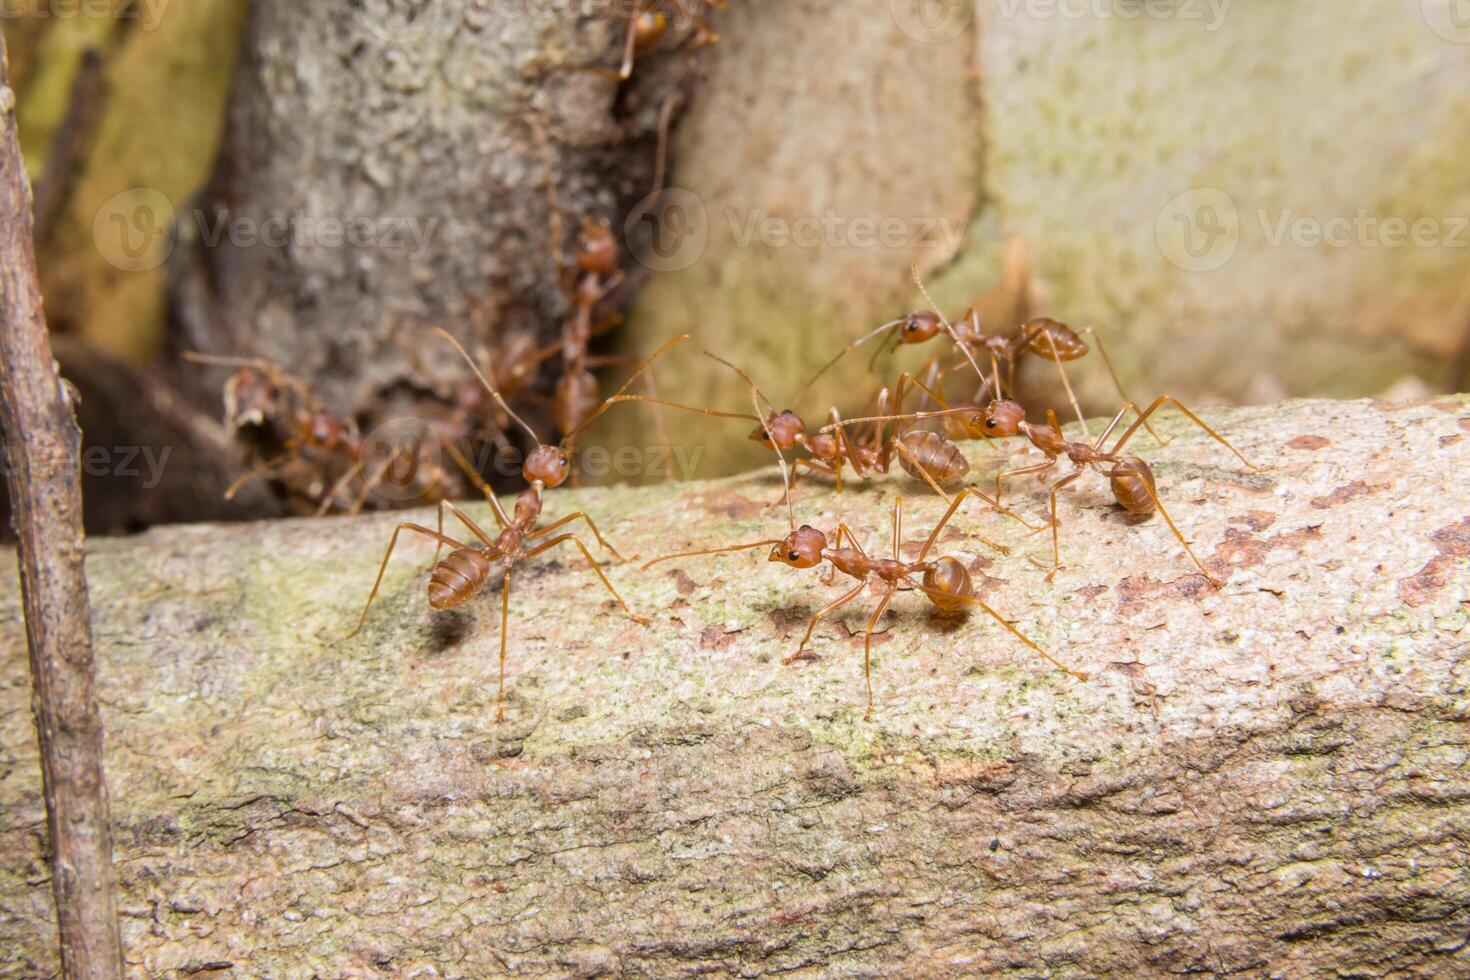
<box><xmin>897</xmin><ymin>430</ymin><xmax>970</xmax><ymax>484</ymax></box>
<box><xmin>921</xmin><ymin>556</ymin><xmax>973</xmax><ymax>613</ymax></box>
<box><xmin>428</xmin><ymin>547</ymin><xmax>492</xmax><ymax>610</ymax></box>
<box><xmin>1018</xmin><ymin>318</ymin><xmax>1089</xmax><ymax>362</ymax></box>
<box><xmin>1108</xmin><ymin>456</ymin><xmax>1157</xmax><ymax>515</ymax></box>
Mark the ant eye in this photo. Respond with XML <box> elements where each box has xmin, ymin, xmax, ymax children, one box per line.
<box><xmin>985</xmin><ymin>419</ymin><xmax>997</xmax><ymax>429</ymax></box>
<box><xmin>788</xmin><ymin>551</ymin><xmax>799</xmax><ymax>561</ymax></box>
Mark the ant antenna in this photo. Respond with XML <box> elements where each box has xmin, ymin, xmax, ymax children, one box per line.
<box><xmin>559</xmin><ymin>334</ymin><xmax>692</xmax><ymax>450</ymax></box>
<box><xmin>817</xmin><ymin>404</ymin><xmax>983</xmax><ymax>434</ymax></box>
<box><xmin>794</xmin><ymin>318</ymin><xmax>905</xmax><ymax>399</ymax></box>
<box><xmin>434</xmin><ymin>328</ymin><xmax>543</xmax><ymax>446</ymax></box>
<box><xmin>910</xmin><ymin>265</ymin><xmax>990</xmax><ymax>387</ymax></box>
<box><xmin>702</xmin><ymin>351</ymin><xmax>795</xmax><ymax>529</ymax></box>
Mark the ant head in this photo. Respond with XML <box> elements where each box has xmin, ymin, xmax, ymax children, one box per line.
<box><xmin>523</xmin><ymin>443</ymin><xmax>571</xmax><ymax>487</ymax></box>
<box><xmin>769</xmin><ymin>525</ymin><xmax>826</xmax><ymax>569</ymax></box>
<box><xmin>750</xmin><ymin>410</ymin><xmax>804</xmax><ymax>449</ymax></box>
<box><xmin>304</xmin><ymin>411</ymin><xmax>346</xmax><ymax>449</ymax></box>
<box><xmin>981</xmin><ymin>399</ymin><xmax>1025</xmax><ymax>437</ymax></box>
<box><xmin>633</xmin><ymin>8</ymin><xmax>669</xmax><ymax>50</ymax></box>
<box><xmin>899</xmin><ymin>311</ymin><xmax>941</xmax><ymax>344</ymax></box>
<box><xmin>576</xmin><ymin>216</ymin><xmax>619</xmax><ymax>276</ymax></box>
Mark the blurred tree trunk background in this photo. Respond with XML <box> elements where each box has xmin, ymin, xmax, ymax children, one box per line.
<box><xmin>6</xmin><ymin>0</ymin><xmax>1470</xmax><ymax>521</ymax></box>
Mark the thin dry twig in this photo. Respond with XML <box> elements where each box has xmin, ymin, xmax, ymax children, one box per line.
<box><xmin>0</xmin><ymin>38</ymin><xmax>124</xmax><ymax>980</ymax></box>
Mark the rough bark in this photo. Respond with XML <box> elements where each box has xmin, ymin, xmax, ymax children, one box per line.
<box><xmin>1</xmin><ymin>396</ymin><xmax>1469</xmax><ymax>976</ymax></box>
<box><xmin>0</xmin><ymin>36</ymin><xmax>124</xmax><ymax>979</ymax></box>
<box><xmin>167</xmin><ymin>0</ymin><xmax>709</xmax><ymax>422</ymax></box>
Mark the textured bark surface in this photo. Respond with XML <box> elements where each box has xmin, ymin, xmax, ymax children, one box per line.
<box><xmin>2</xmin><ymin>396</ymin><xmax>1469</xmax><ymax>976</ymax></box>
<box><xmin>167</xmin><ymin>0</ymin><xmax>708</xmax><ymax>420</ymax></box>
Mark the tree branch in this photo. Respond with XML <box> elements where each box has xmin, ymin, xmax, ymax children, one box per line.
<box><xmin>0</xmin><ymin>36</ymin><xmax>124</xmax><ymax>980</ymax></box>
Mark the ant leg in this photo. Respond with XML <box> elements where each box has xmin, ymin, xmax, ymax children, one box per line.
<box><xmin>317</xmin><ymin>459</ymin><xmax>366</xmax><ymax>516</ymax></box>
<box><xmin>495</xmin><ymin>568</ymin><xmax>513</xmax><ymax>722</ymax></box>
<box><xmin>909</xmin><ymin>579</ymin><xmax>1089</xmax><ymax>681</ymax></box>
<box><xmin>345</xmin><ymin>447</ymin><xmax>408</xmax><ymax>515</ymax></box>
<box><xmin>1123</xmin><ymin>468</ymin><xmax>1222</xmax><ymax>588</ymax></box>
<box><xmin>862</xmin><ymin>588</ymin><xmax>897</xmax><ymax>721</ymax></box>
<box><xmin>1109</xmin><ymin>396</ymin><xmax>1257</xmax><ymax>469</ymax></box>
<box><xmin>524</xmin><ymin>534</ymin><xmax>651</xmax><ymax>625</ymax></box>
<box><xmin>529</xmin><ymin>510</ymin><xmax>628</xmax><ymax>562</ymax></box>
<box><xmin>344</xmin><ymin>523</ymin><xmax>468</xmax><ymax>640</ymax></box>
<box><xmin>640</xmin><ymin>360</ymin><xmax>674</xmax><ymax>480</ymax></box>
<box><xmin>834</xmin><ymin>521</ymin><xmax>872</xmax><ymax>559</ymax></box>
<box><xmin>224</xmin><ymin>452</ymin><xmax>292</xmax><ymax>500</ymax></box>
<box><xmin>787</xmin><ymin>580</ymin><xmax>867</xmax><ymax>664</ymax></box>
<box><xmin>790</xmin><ymin>457</ymin><xmax>840</xmax><ymax>502</ymax></box>
<box><xmin>994</xmin><ymin>458</ymin><xmax>1057</xmax><ymax>510</ymax></box>
<box><xmin>1042</xmin><ymin>471</ymin><xmax>1083</xmax><ymax>582</ymax></box>
<box><xmin>440</xmin><ymin>499</ymin><xmax>497</xmax><ymax>549</ymax></box>
<box><xmin>892</xmin><ymin>496</ymin><xmax>903</xmax><ymax>560</ymax></box>
<box><xmin>917</xmin><ymin>486</ymin><xmax>1034</xmax><ymax>562</ymax></box>
<box><xmin>1090</xmin><ymin>402</ymin><xmax>1136</xmax><ymax>452</ymax></box>
<box><xmin>1077</xmin><ymin>327</ymin><xmax>1164</xmax><ymax>445</ymax></box>
<box><xmin>1041</xmin><ymin>332</ymin><xmax>1089</xmax><ymax>437</ymax></box>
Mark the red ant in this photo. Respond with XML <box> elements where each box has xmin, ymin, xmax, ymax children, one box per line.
<box><xmin>602</xmin><ymin>352</ymin><xmax>1025</xmax><ymax>515</ymax></box>
<box><xmin>827</xmin><ymin>393</ymin><xmax>1258</xmax><ymax>586</ymax></box>
<box><xmin>344</xmin><ymin>331</ymin><xmax>690</xmax><ymax>721</ymax></box>
<box><xmin>642</xmin><ymin>403</ymin><xmax>1087</xmax><ymax>718</ymax></box>
<box><xmin>805</xmin><ymin>266</ymin><xmax>1161</xmax><ymax>445</ymax></box>
<box><xmin>187</xmin><ymin>353</ymin><xmax>454</xmax><ymax>515</ymax></box>
<box><xmin>609</xmin><ymin>0</ymin><xmax>725</xmax><ymax>81</ymax></box>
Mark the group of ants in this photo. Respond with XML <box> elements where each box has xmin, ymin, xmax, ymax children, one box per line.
<box><xmin>189</xmin><ymin>214</ymin><xmax>1260</xmax><ymax>723</ymax></box>
<box><xmin>184</xmin><ymin>2</ymin><xmax>1259</xmax><ymax>722</ymax></box>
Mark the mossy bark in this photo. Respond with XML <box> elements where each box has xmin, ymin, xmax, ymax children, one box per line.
<box><xmin>1</xmin><ymin>396</ymin><xmax>1468</xmax><ymax>975</ymax></box>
